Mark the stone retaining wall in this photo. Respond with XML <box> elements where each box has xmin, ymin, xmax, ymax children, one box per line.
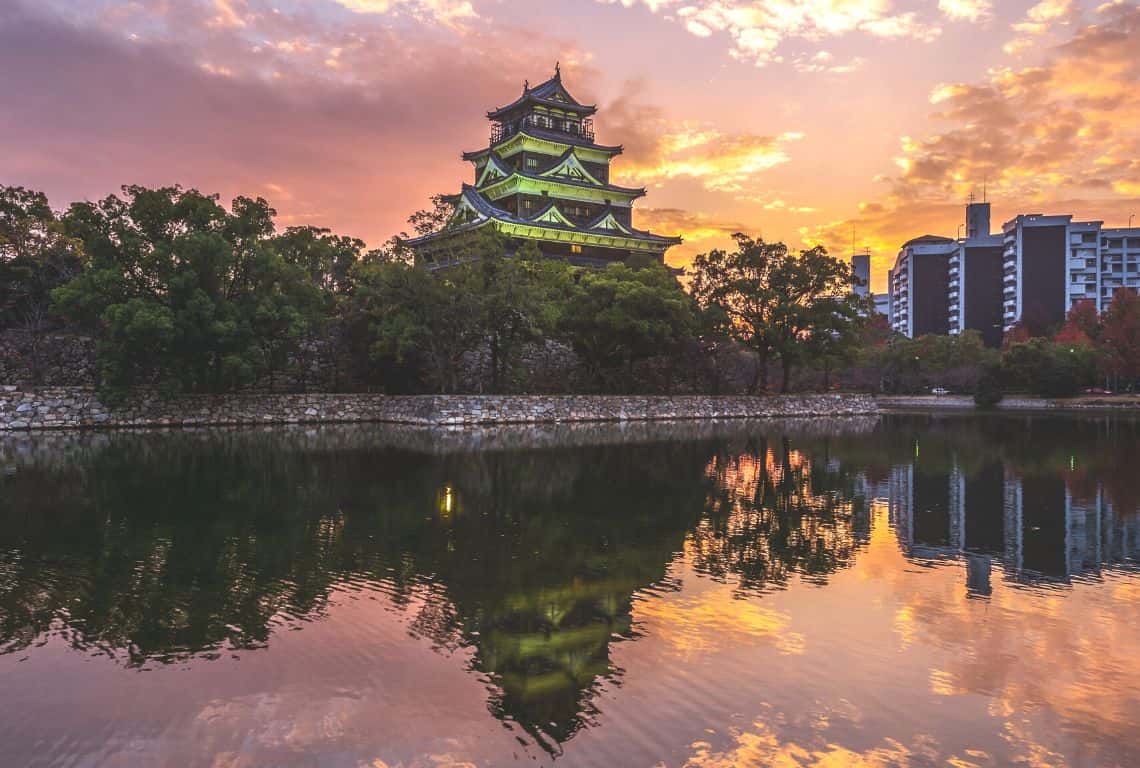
<box><xmin>0</xmin><ymin>386</ymin><xmax>877</xmax><ymax>431</ymax></box>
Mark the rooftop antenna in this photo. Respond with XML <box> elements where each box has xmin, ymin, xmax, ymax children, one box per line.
<box><xmin>983</xmin><ymin>174</ymin><xmax>987</xmax><ymax>203</ymax></box>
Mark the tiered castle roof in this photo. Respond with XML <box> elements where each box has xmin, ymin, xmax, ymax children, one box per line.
<box><xmin>409</xmin><ymin>66</ymin><xmax>681</xmax><ymax>265</ymax></box>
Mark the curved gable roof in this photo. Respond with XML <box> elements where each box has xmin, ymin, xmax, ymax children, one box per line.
<box><xmin>487</xmin><ymin>69</ymin><xmax>597</xmax><ymax>120</ymax></box>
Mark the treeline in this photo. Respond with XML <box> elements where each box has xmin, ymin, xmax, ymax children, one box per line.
<box><xmin>1</xmin><ymin>184</ymin><xmax>870</xmax><ymax>397</ymax></box>
<box><xmin>862</xmin><ymin>293</ymin><xmax>1140</xmax><ymax>401</ymax></box>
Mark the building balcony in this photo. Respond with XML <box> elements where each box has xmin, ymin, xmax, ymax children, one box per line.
<box><xmin>491</xmin><ymin>116</ymin><xmax>595</xmax><ymax>145</ymax></box>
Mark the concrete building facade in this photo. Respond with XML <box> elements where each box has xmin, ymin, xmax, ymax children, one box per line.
<box><xmin>888</xmin><ymin>235</ymin><xmax>957</xmax><ymax>337</ymax></box>
<box><xmin>1000</xmin><ymin>215</ymin><xmax>1140</xmax><ymax>333</ymax></box>
<box><xmin>887</xmin><ymin>200</ymin><xmax>1140</xmax><ymax>341</ymax></box>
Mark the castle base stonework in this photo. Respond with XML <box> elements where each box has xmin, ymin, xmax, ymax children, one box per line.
<box><xmin>0</xmin><ymin>387</ymin><xmax>877</xmax><ymax>431</ymax></box>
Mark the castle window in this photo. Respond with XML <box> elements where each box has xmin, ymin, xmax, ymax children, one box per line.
<box><xmin>526</xmin><ymin>157</ymin><xmax>538</xmax><ymax>169</ymax></box>
<box><xmin>571</xmin><ymin>244</ymin><xmax>583</xmax><ymax>255</ymax></box>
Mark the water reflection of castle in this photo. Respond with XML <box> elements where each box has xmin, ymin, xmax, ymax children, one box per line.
<box><xmin>887</xmin><ymin>460</ymin><xmax>1140</xmax><ymax>593</ymax></box>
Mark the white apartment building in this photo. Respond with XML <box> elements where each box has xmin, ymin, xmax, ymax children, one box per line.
<box><xmin>1002</xmin><ymin>215</ymin><xmax>1140</xmax><ymax>333</ymax></box>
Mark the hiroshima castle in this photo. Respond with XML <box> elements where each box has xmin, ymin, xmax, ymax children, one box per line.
<box><xmin>408</xmin><ymin>65</ymin><xmax>682</xmax><ymax>266</ymax></box>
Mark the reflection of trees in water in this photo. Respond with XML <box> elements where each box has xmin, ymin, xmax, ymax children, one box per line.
<box><xmin>1</xmin><ymin>415</ymin><xmax>1135</xmax><ymax>753</ymax></box>
<box><xmin>0</xmin><ymin>431</ymin><xmax>717</xmax><ymax>751</ymax></box>
<box><xmin>688</xmin><ymin>434</ymin><xmax>871</xmax><ymax>596</ymax></box>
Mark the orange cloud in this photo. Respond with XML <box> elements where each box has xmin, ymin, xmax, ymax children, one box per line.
<box><xmin>804</xmin><ymin>2</ymin><xmax>1140</xmax><ymax>290</ymax></box>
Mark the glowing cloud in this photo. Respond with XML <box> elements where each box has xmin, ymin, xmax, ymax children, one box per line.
<box><xmin>938</xmin><ymin>0</ymin><xmax>993</xmax><ymax>23</ymax></box>
<box><xmin>596</xmin><ymin>0</ymin><xmax>942</xmax><ymax>66</ymax></box>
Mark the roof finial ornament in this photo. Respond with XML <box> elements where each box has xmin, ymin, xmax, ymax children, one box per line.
<box><xmin>523</xmin><ymin>78</ymin><xmax>529</xmax><ymax>93</ymax></box>
<box><xmin>554</xmin><ymin>61</ymin><xmax>561</xmax><ymax>79</ymax></box>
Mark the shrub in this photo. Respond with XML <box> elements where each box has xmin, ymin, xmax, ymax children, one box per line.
<box><xmin>974</xmin><ymin>365</ymin><xmax>1004</xmax><ymax>409</ymax></box>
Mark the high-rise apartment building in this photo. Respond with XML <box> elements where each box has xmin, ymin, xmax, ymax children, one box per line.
<box><xmin>888</xmin><ymin>235</ymin><xmax>957</xmax><ymax>337</ymax></box>
<box><xmin>948</xmin><ymin>202</ymin><xmax>1004</xmax><ymax>347</ymax></box>
<box><xmin>887</xmin><ymin>200</ymin><xmax>1140</xmax><ymax>341</ymax></box>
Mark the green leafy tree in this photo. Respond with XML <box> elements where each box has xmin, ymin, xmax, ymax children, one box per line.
<box><xmin>767</xmin><ymin>246</ymin><xmax>864</xmax><ymax>392</ymax></box>
<box><xmin>0</xmin><ymin>186</ymin><xmax>85</xmax><ymax>380</ymax></box>
<box><xmin>51</xmin><ymin>186</ymin><xmax>319</xmax><ymax>397</ymax></box>
<box><xmin>463</xmin><ymin>235</ymin><xmax>555</xmax><ymax>392</ymax></box>
<box><xmin>1001</xmin><ymin>339</ymin><xmax>1085</xmax><ymax>398</ymax></box>
<box><xmin>351</xmin><ymin>258</ymin><xmax>483</xmax><ymax>393</ymax></box>
<box><xmin>690</xmin><ymin>236</ymin><xmax>863</xmax><ymax>392</ymax></box>
<box><xmin>689</xmin><ymin>235</ymin><xmax>785</xmax><ymax>393</ymax></box>
<box><xmin>558</xmin><ymin>261</ymin><xmax>696</xmax><ymax>392</ymax></box>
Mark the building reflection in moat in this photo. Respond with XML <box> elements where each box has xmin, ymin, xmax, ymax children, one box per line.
<box><xmin>0</xmin><ymin>414</ymin><xmax>1137</xmax><ymax>763</ymax></box>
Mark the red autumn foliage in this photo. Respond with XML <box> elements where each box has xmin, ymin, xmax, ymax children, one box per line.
<box><xmin>1100</xmin><ymin>289</ymin><xmax>1140</xmax><ymax>381</ymax></box>
<box><xmin>1054</xmin><ymin>300</ymin><xmax>1098</xmax><ymax>346</ymax></box>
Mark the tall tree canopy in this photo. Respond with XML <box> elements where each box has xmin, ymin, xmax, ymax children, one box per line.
<box><xmin>689</xmin><ymin>235</ymin><xmax>864</xmax><ymax>392</ymax></box>
<box><xmin>52</xmin><ymin>185</ymin><xmax>327</xmax><ymax>396</ymax></box>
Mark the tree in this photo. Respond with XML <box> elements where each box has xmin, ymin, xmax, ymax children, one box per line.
<box><xmin>689</xmin><ymin>235</ymin><xmax>787</xmax><ymax>393</ymax></box>
<box><xmin>689</xmin><ymin>235</ymin><xmax>863</xmax><ymax>392</ymax></box>
<box><xmin>1100</xmin><ymin>290</ymin><xmax>1140</xmax><ymax>389</ymax></box>
<box><xmin>767</xmin><ymin>245</ymin><xmax>863</xmax><ymax>392</ymax></box>
<box><xmin>1001</xmin><ymin>339</ymin><xmax>1084</xmax><ymax>398</ymax></box>
<box><xmin>0</xmin><ymin>185</ymin><xmax>85</xmax><ymax>381</ymax></box>
<box><xmin>803</xmin><ymin>296</ymin><xmax>865</xmax><ymax>390</ymax></box>
<box><xmin>350</xmin><ymin>259</ymin><xmax>483</xmax><ymax>393</ymax></box>
<box><xmin>558</xmin><ymin>261</ymin><xmax>696</xmax><ymax>392</ymax></box>
<box><xmin>974</xmin><ymin>363</ymin><xmax>1004</xmax><ymax>408</ymax></box>
<box><xmin>406</xmin><ymin>194</ymin><xmax>457</xmax><ymax>238</ymax></box>
<box><xmin>1055</xmin><ymin>300</ymin><xmax>1100</xmax><ymax>345</ymax></box>
<box><xmin>870</xmin><ymin>332</ymin><xmax>998</xmax><ymax>394</ymax></box>
<box><xmin>51</xmin><ymin>185</ymin><xmax>319</xmax><ymax>397</ymax></box>
<box><xmin>270</xmin><ymin>226</ymin><xmax>366</xmax><ymax>389</ymax></box>
<box><xmin>463</xmin><ymin>235</ymin><xmax>554</xmax><ymax>392</ymax></box>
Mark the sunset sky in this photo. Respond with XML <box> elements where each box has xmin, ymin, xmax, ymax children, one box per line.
<box><xmin>2</xmin><ymin>0</ymin><xmax>1139</xmax><ymax>291</ymax></box>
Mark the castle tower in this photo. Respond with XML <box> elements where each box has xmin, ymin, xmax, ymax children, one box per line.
<box><xmin>408</xmin><ymin>66</ymin><xmax>682</xmax><ymax>266</ymax></box>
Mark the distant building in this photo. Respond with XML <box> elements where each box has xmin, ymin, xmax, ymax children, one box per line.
<box><xmin>948</xmin><ymin>202</ymin><xmax>1004</xmax><ymax>347</ymax></box>
<box><xmin>1001</xmin><ymin>214</ymin><xmax>1072</xmax><ymax>335</ymax></box>
<box><xmin>1002</xmin><ymin>216</ymin><xmax>1140</xmax><ymax>333</ymax></box>
<box><xmin>851</xmin><ymin>253</ymin><xmax>870</xmax><ymax>298</ymax></box>
<box><xmin>887</xmin><ymin>200</ymin><xmax>1140</xmax><ymax>342</ymax></box>
<box><xmin>873</xmin><ymin>292</ymin><xmax>890</xmax><ymax>317</ymax></box>
<box><xmin>888</xmin><ymin>234</ymin><xmax>957</xmax><ymax>337</ymax></box>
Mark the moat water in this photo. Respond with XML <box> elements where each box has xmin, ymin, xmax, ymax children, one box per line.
<box><xmin>1</xmin><ymin>414</ymin><xmax>1138</xmax><ymax>767</ymax></box>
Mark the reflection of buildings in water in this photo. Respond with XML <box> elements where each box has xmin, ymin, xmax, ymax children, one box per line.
<box><xmin>888</xmin><ymin>459</ymin><xmax>1139</xmax><ymax>593</ymax></box>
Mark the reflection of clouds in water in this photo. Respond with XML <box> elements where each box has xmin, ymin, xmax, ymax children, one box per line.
<box><xmin>635</xmin><ymin>581</ymin><xmax>805</xmax><ymax>657</ymax></box>
<box><xmin>861</xmin><ymin>500</ymin><xmax>1140</xmax><ymax>766</ymax></box>
<box><xmin>1</xmin><ymin>416</ymin><xmax>1139</xmax><ymax>766</ymax></box>
<box><xmin>681</xmin><ymin>716</ymin><xmax>933</xmax><ymax>768</ymax></box>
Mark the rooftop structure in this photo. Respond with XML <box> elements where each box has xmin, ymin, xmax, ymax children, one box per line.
<box><xmin>409</xmin><ymin>66</ymin><xmax>681</xmax><ymax>267</ymax></box>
